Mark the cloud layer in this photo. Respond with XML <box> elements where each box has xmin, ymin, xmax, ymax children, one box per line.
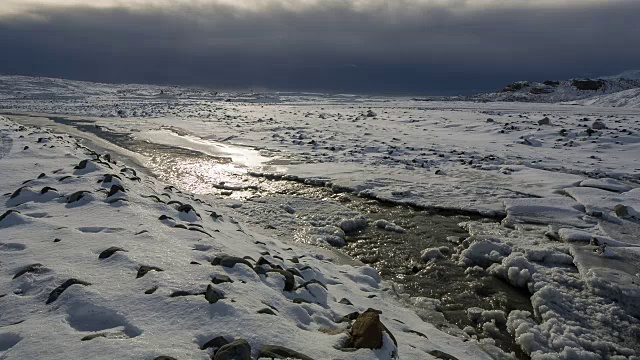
<box><xmin>1</xmin><ymin>0</ymin><xmax>638</xmax><ymax>94</ymax></box>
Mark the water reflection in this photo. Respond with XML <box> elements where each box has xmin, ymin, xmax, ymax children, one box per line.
<box><xmin>133</xmin><ymin>129</ymin><xmax>273</xmax><ymax>168</ymax></box>
<box><xmin>46</xmin><ymin>115</ymin><xmax>531</xmax><ymax>358</ymax></box>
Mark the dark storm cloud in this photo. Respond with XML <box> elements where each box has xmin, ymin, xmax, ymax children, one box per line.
<box><xmin>0</xmin><ymin>1</ymin><xmax>639</xmax><ymax>95</ymax></box>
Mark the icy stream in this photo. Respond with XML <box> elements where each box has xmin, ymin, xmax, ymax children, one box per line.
<box><xmin>30</xmin><ymin>114</ymin><xmax>535</xmax><ymax>358</ymax></box>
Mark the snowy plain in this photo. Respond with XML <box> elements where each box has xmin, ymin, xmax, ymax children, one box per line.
<box><xmin>1</xmin><ymin>76</ymin><xmax>640</xmax><ymax>359</ymax></box>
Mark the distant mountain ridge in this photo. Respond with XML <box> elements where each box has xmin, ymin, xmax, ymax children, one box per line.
<box><xmin>470</xmin><ymin>70</ymin><xmax>640</xmax><ymax>103</ymax></box>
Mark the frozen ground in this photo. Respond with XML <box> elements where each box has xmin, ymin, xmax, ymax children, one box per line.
<box><xmin>0</xmin><ymin>117</ymin><xmax>499</xmax><ymax>360</ymax></box>
<box><xmin>1</xmin><ymin>76</ymin><xmax>640</xmax><ymax>359</ymax></box>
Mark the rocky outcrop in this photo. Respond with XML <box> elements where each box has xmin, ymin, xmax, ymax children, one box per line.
<box><xmin>571</xmin><ymin>79</ymin><xmax>605</xmax><ymax>91</ymax></box>
<box><xmin>500</xmin><ymin>81</ymin><xmax>530</xmax><ymax>92</ymax></box>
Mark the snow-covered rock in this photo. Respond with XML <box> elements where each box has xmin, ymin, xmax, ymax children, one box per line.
<box><xmin>420</xmin><ymin>248</ymin><xmax>445</xmax><ymax>262</ymax></box>
<box><xmin>458</xmin><ymin>238</ymin><xmax>512</xmax><ymax>267</ymax></box>
<box><xmin>372</xmin><ymin>219</ymin><xmax>406</xmax><ymax>233</ymax></box>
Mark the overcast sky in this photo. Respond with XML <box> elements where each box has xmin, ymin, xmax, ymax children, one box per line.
<box><xmin>0</xmin><ymin>0</ymin><xmax>638</xmax><ymax>95</ymax></box>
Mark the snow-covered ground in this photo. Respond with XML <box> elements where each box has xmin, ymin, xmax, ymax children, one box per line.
<box><xmin>2</xmin><ymin>76</ymin><xmax>640</xmax><ymax>359</ymax></box>
<box><xmin>566</xmin><ymin>88</ymin><xmax>640</xmax><ymax>109</ymax></box>
<box><xmin>0</xmin><ymin>117</ymin><xmax>499</xmax><ymax>360</ymax></box>
<box><xmin>601</xmin><ymin>70</ymin><xmax>640</xmax><ymax>81</ymax></box>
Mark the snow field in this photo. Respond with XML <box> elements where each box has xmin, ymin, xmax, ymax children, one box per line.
<box><xmin>0</xmin><ymin>117</ymin><xmax>495</xmax><ymax>359</ymax></box>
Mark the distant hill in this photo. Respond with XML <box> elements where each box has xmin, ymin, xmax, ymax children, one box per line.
<box><xmin>565</xmin><ymin>87</ymin><xmax>640</xmax><ymax>108</ymax></box>
<box><xmin>469</xmin><ymin>70</ymin><xmax>640</xmax><ymax>103</ymax></box>
<box><xmin>600</xmin><ymin>70</ymin><xmax>640</xmax><ymax>80</ymax></box>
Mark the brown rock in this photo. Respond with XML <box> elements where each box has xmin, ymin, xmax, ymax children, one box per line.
<box><xmin>214</xmin><ymin>339</ymin><xmax>251</xmax><ymax>360</ymax></box>
<box><xmin>205</xmin><ymin>285</ymin><xmax>225</xmax><ymax>304</ymax></box>
<box><xmin>348</xmin><ymin>308</ymin><xmax>383</xmax><ymax>349</ymax></box>
<box><xmin>614</xmin><ymin>204</ymin><xmax>629</xmax><ymax>218</ymax></box>
<box><xmin>136</xmin><ymin>265</ymin><xmax>163</xmax><ymax>278</ymax></box>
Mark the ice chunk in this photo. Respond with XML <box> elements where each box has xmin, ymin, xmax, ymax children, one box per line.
<box><xmin>372</xmin><ymin>219</ymin><xmax>406</xmax><ymax>233</ymax></box>
<box><xmin>420</xmin><ymin>248</ymin><xmax>445</xmax><ymax>261</ymax></box>
<box><xmin>490</xmin><ymin>253</ymin><xmax>536</xmax><ymax>288</ymax></box>
<box><xmin>458</xmin><ymin>238</ymin><xmax>511</xmax><ymax>267</ymax></box>
<box><xmin>503</xmin><ymin>197</ymin><xmax>589</xmax><ymax>228</ymax></box>
<box><xmin>579</xmin><ymin>178</ymin><xmax>633</xmax><ymax>193</ymax></box>
<box><xmin>337</xmin><ymin>216</ymin><xmax>367</xmax><ymax>233</ymax></box>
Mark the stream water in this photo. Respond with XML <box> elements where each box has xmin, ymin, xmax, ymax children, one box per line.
<box><xmin>12</xmin><ymin>113</ymin><xmax>533</xmax><ymax>358</ymax></box>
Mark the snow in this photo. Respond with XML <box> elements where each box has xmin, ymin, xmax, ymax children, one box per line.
<box><xmin>1</xmin><ymin>75</ymin><xmax>640</xmax><ymax>359</ymax></box>
<box><xmin>457</xmin><ymin>238</ymin><xmax>512</xmax><ymax>268</ymax></box>
<box><xmin>570</xmin><ymin>245</ymin><xmax>640</xmax><ymax>317</ymax></box>
<box><xmin>0</xmin><ymin>117</ymin><xmax>495</xmax><ymax>359</ymax></box>
<box><xmin>469</xmin><ymin>76</ymin><xmax>640</xmax><ymax>103</ymax></box>
<box><xmin>372</xmin><ymin>219</ymin><xmax>406</xmax><ymax>233</ymax></box>
<box><xmin>463</xmin><ymin>221</ymin><xmax>640</xmax><ymax>359</ymax></box>
<box><xmin>579</xmin><ymin>177</ymin><xmax>633</xmax><ymax>192</ymax></box>
<box><xmin>503</xmin><ymin>197</ymin><xmax>590</xmax><ymax>228</ymax></box>
<box><xmin>600</xmin><ymin>70</ymin><xmax>640</xmax><ymax>81</ymax></box>
<box><xmin>465</xmin><ymin>69</ymin><xmax>640</xmax><ymax>108</ymax></box>
<box><xmin>567</xmin><ymin>88</ymin><xmax>640</xmax><ymax>109</ymax></box>
<box><xmin>419</xmin><ymin>248</ymin><xmax>445</xmax><ymax>261</ymax></box>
